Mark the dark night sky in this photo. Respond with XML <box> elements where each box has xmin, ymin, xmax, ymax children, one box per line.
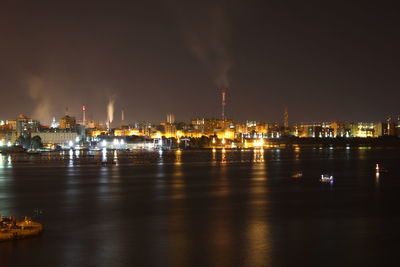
<box><xmin>0</xmin><ymin>0</ymin><xmax>399</xmax><ymax>125</ymax></box>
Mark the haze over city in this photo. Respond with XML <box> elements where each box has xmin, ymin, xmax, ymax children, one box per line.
<box><xmin>1</xmin><ymin>0</ymin><xmax>399</xmax><ymax>124</ymax></box>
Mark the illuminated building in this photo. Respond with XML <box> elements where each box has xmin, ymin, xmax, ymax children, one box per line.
<box><xmin>88</xmin><ymin>129</ymin><xmax>109</xmax><ymax>137</ymax></box>
<box><xmin>294</xmin><ymin>123</ymin><xmax>333</xmax><ymax>138</ymax></box>
<box><xmin>114</xmin><ymin>128</ymin><xmax>141</xmax><ymax>137</ymax></box>
<box><xmin>32</xmin><ymin>131</ymin><xmax>79</xmax><ymax>146</ymax></box>
<box><xmin>14</xmin><ymin>115</ymin><xmax>40</xmax><ymax>137</ymax></box>
<box><xmin>190</xmin><ymin>118</ymin><xmax>233</xmax><ymax>137</ymax></box>
<box><xmin>164</xmin><ymin>123</ymin><xmax>177</xmax><ymax>138</ymax></box>
<box><xmin>0</xmin><ymin>131</ymin><xmax>18</xmax><ymax>146</ymax></box>
<box><xmin>86</xmin><ymin>120</ymin><xmax>100</xmax><ymax>129</ymax></box>
<box><xmin>50</xmin><ymin>117</ymin><xmax>59</xmax><ymax>128</ymax></box>
<box><xmin>350</xmin><ymin>123</ymin><xmax>375</xmax><ymax>137</ymax></box>
<box><xmin>59</xmin><ymin>115</ymin><xmax>76</xmax><ymax>129</ymax></box>
<box><xmin>330</xmin><ymin>122</ymin><xmax>350</xmax><ymax>137</ymax></box>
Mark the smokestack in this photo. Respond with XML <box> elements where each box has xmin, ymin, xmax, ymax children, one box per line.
<box><xmin>82</xmin><ymin>105</ymin><xmax>86</xmax><ymax>126</ymax></box>
<box><xmin>167</xmin><ymin>113</ymin><xmax>175</xmax><ymax>124</ymax></box>
<box><xmin>221</xmin><ymin>90</ymin><xmax>226</xmax><ymax>121</ymax></box>
<box><xmin>284</xmin><ymin>107</ymin><xmax>289</xmax><ymax>135</ymax></box>
<box><xmin>121</xmin><ymin>108</ymin><xmax>125</xmax><ymax>125</ymax></box>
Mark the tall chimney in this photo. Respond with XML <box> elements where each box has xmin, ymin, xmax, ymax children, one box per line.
<box><xmin>82</xmin><ymin>105</ymin><xmax>86</xmax><ymax>126</ymax></box>
<box><xmin>221</xmin><ymin>90</ymin><xmax>226</xmax><ymax>121</ymax></box>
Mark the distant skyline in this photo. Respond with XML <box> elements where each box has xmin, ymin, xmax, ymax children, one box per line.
<box><xmin>1</xmin><ymin>1</ymin><xmax>399</xmax><ymax>124</ymax></box>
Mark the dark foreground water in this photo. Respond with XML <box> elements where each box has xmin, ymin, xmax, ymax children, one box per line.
<box><xmin>1</xmin><ymin>148</ymin><xmax>400</xmax><ymax>267</ymax></box>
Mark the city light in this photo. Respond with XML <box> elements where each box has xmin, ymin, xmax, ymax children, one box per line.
<box><xmin>253</xmin><ymin>139</ymin><xmax>264</xmax><ymax>147</ymax></box>
<box><xmin>0</xmin><ymin>109</ymin><xmax>399</xmax><ymax>152</ymax></box>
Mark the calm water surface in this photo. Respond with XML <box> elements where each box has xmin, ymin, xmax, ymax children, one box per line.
<box><xmin>1</xmin><ymin>148</ymin><xmax>400</xmax><ymax>267</ymax></box>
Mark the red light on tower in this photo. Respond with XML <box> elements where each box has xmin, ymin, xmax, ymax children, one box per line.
<box><xmin>82</xmin><ymin>105</ymin><xmax>86</xmax><ymax>111</ymax></box>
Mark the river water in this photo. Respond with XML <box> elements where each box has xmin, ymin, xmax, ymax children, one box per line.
<box><xmin>1</xmin><ymin>148</ymin><xmax>399</xmax><ymax>267</ymax></box>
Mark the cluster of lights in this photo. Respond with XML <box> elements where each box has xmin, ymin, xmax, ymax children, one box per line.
<box><xmin>253</xmin><ymin>139</ymin><xmax>264</xmax><ymax>147</ymax></box>
<box><xmin>100</xmin><ymin>139</ymin><xmax>125</xmax><ymax>148</ymax></box>
<box><xmin>0</xmin><ymin>139</ymin><xmax>12</xmax><ymax>147</ymax></box>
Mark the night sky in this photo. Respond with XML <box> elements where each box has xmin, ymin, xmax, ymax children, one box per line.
<box><xmin>1</xmin><ymin>0</ymin><xmax>399</xmax><ymax>125</ymax></box>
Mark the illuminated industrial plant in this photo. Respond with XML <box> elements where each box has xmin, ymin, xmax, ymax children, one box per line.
<box><xmin>0</xmin><ymin>94</ymin><xmax>400</xmax><ymax>151</ymax></box>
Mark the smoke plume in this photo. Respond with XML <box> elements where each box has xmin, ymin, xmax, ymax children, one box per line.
<box><xmin>107</xmin><ymin>96</ymin><xmax>115</xmax><ymax>124</ymax></box>
<box><xmin>26</xmin><ymin>75</ymin><xmax>53</xmax><ymax>125</ymax></box>
<box><xmin>179</xmin><ymin>3</ymin><xmax>233</xmax><ymax>88</ymax></box>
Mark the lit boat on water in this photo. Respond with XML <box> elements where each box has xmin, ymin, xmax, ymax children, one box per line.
<box><xmin>292</xmin><ymin>171</ymin><xmax>303</xmax><ymax>178</ymax></box>
<box><xmin>320</xmin><ymin>174</ymin><xmax>334</xmax><ymax>183</ymax></box>
<box><xmin>375</xmin><ymin>164</ymin><xmax>388</xmax><ymax>173</ymax></box>
<box><xmin>0</xmin><ymin>216</ymin><xmax>43</xmax><ymax>242</ymax></box>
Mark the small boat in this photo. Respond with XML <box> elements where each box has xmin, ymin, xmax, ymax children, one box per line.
<box><xmin>320</xmin><ymin>174</ymin><xmax>334</xmax><ymax>183</ymax></box>
<box><xmin>375</xmin><ymin>164</ymin><xmax>388</xmax><ymax>173</ymax></box>
<box><xmin>292</xmin><ymin>171</ymin><xmax>303</xmax><ymax>178</ymax></box>
<box><xmin>0</xmin><ymin>216</ymin><xmax>43</xmax><ymax>242</ymax></box>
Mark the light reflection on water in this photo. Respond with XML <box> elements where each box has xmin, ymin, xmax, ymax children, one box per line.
<box><xmin>221</xmin><ymin>148</ymin><xmax>227</xmax><ymax>164</ymax></box>
<box><xmin>375</xmin><ymin>170</ymin><xmax>380</xmax><ymax>188</ymax></box>
<box><xmin>246</xmin><ymin>149</ymin><xmax>270</xmax><ymax>266</ymax></box>
<box><xmin>212</xmin><ymin>148</ymin><xmax>217</xmax><ymax>165</ymax></box>
<box><xmin>113</xmin><ymin>150</ymin><xmax>118</xmax><ymax>166</ymax></box>
<box><xmin>102</xmin><ymin>148</ymin><xmax>107</xmax><ymax>162</ymax></box>
<box><xmin>170</xmin><ymin>149</ymin><xmax>184</xmax><ymax>199</ymax></box>
<box><xmin>0</xmin><ymin>154</ymin><xmax>12</xmax><ymax>213</ymax></box>
<box><xmin>175</xmin><ymin>149</ymin><xmax>182</xmax><ymax>166</ymax></box>
<box><xmin>0</xmin><ymin>154</ymin><xmax>12</xmax><ymax>169</ymax></box>
<box><xmin>158</xmin><ymin>149</ymin><xmax>163</xmax><ymax>165</ymax></box>
<box><xmin>1</xmin><ymin>148</ymin><xmax>399</xmax><ymax>266</ymax></box>
<box><xmin>167</xmin><ymin>149</ymin><xmax>188</xmax><ymax>265</ymax></box>
<box><xmin>209</xmin><ymin>155</ymin><xmax>233</xmax><ymax>265</ymax></box>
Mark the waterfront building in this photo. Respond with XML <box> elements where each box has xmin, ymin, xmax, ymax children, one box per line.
<box><xmin>13</xmin><ymin>115</ymin><xmax>40</xmax><ymax>137</ymax></box>
<box><xmin>114</xmin><ymin>127</ymin><xmax>141</xmax><ymax>137</ymax></box>
<box><xmin>350</xmin><ymin>122</ymin><xmax>375</xmax><ymax>137</ymax></box>
<box><xmin>32</xmin><ymin>131</ymin><xmax>79</xmax><ymax>146</ymax></box>
<box><xmin>0</xmin><ymin>131</ymin><xmax>18</xmax><ymax>146</ymax></box>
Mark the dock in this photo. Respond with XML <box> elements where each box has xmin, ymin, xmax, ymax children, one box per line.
<box><xmin>0</xmin><ymin>219</ymin><xmax>43</xmax><ymax>242</ymax></box>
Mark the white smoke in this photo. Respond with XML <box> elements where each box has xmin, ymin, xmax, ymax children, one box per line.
<box><xmin>107</xmin><ymin>96</ymin><xmax>115</xmax><ymax>125</ymax></box>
